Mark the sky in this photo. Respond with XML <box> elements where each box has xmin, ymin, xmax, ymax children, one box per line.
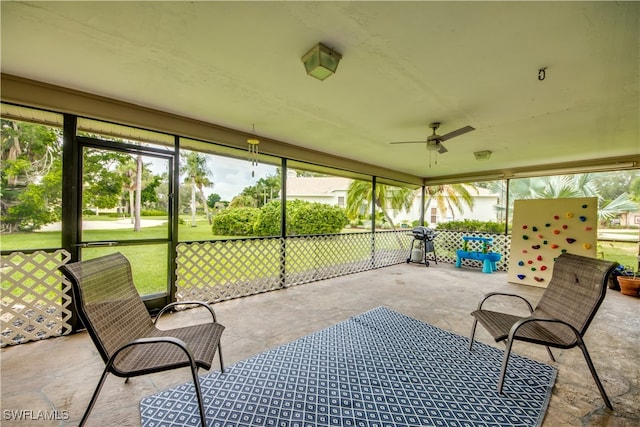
<box><xmin>147</xmin><ymin>153</ymin><xmax>278</xmax><ymax>202</ymax></box>
<box><xmin>205</xmin><ymin>156</ymin><xmax>277</xmax><ymax>201</ymax></box>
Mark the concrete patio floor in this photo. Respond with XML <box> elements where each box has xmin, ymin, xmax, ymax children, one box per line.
<box><xmin>1</xmin><ymin>262</ymin><xmax>639</xmax><ymax>426</ymax></box>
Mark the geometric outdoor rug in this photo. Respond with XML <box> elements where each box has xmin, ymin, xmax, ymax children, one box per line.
<box><xmin>140</xmin><ymin>306</ymin><xmax>556</xmax><ymax>427</ymax></box>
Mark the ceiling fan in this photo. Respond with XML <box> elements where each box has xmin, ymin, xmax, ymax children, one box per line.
<box><xmin>390</xmin><ymin>122</ymin><xmax>475</xmax><ymax>154</ymax></box>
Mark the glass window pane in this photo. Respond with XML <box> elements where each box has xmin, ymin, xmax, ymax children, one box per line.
<box><xmin>81</xmin><ymin>147</ymin><xmax>170</xmax><ymax>241</ymax></box>
<box><xmin>507</xmin><ymin>171</ymin><xmax>640</xmax><ymax>268</ymax></box>
<box><xmin>81</xmin><ymin>244</ymin><xmax>168</xmax><ymax>296</ymax></box>
<box><xmin>1</xmin><ymin>111</ymin><xmax>63</xmax><ymax>251</ymax></box>
<box><xmin>426</xmin><ymin>180</ymin><xmax>505</xmax><ymax>230</ymax></box>
<box><xmin>178</xmin><ymin>140</ymin><xmax>279</xmax><ymax>241</ymax></box>
<box><xmin>286</xmin><ymin>165</ymin><xmax>372</xmax><ymax>234</ymax></box>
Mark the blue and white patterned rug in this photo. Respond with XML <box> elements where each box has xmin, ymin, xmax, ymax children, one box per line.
<box><xmin>140</xmin><ymin>306</ymin><xmax>556</xmax><ymax>427</ymax></box>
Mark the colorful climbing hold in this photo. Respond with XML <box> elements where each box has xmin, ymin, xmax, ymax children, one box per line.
<box><xmin>579</xmin><ymin>216</ymin><xmax>587</xmax><ymax>222</ymax></box>
<box><xmin>584</xmin><ymin>226</ymin><xmax>592</xmax><ymax>231</ymax></box>
<box><xmin>518</xmin><ymin>261</ymin><xmax>525</xmax><ymax>266</ymax></box>
<box><xmin>562</xmin><ymin>224</ymin><xmax>568</xmax><ymax>229</ymax></box>
<box><xmin>523</xmin><ymin>235</ymin><xmax>529</xmax><ymax>240</ymax></box>
<box><xmin>522</xmin><ymin>225</ymin><xmax>528</xmax><ymax>229</ymax></box>
<box><xmin>566</xmin><ymin>212</ymin><xmax>574</xmax><ymax>218</ymax></box>
<box><xmin>537</xmin><ymin>234</ymin><xmax>543</xmax><ymax>239</ymax></box>
<box><xmin>534</xmin><ymin>277</ymin><xmax>544</xmax><ymax>282</ymax></box>
<box><xmin>582</xmin><ymin>204</ymin><xmax>588</xmax><ymax>208</ymax></box>
<box><xmin>554</xmin><ymin>215</ymin><xmax>559</xmax><ymax>220</ymax></box>
<box><xmin>517</xmin><ymin>274</ymin><xmax>526</xmax><ymax>280</ymax></box>
<box><xmin>537</xmin><ymin>255</ymin><xmax>542</xmax><ymax>261</ymax></box>
<box><xmin>545</xmin><ymin>223</ymin><xmax>551</xmax><ymax>227</ymax></box>
<box><xmin>583</xmin><ymin>243</ymin><xmax>592</xmax><ymax>250</ymax></box>
<box><xmin>528</xmin><ymin>260</ymin><xmax>533</xmax><ymax>264</ymax></box>
<box><xmin>540</xmin><ymin>265</ymin><xmax>548</xmax><ymax>271</ymax></box>
<box><xmin>543</xmin><ymin>240</ymin><xmax>548</xmax><ymax>245</ymax></box>
<box><xmin>566</xmin><ymin>238</ymin><xmax>576</xmax><ymax>244</ymax></box>
<box><xmin>531</xmin><ymin>267</ymin><xmax>537</xmax><ymax>271</ymax></box>
<box><xmin>531</xmin><ymin>245</ymin><xmax>541</xmax><ymax>249</ymax></box>
<box><xmin>532</xmin><ymin>226</ymin><xmax>538</xmax><ymax>232</ymax></box>
<box><xmin>553</xmin><ymin>229</ymin><xmax>560</xmax><ymax>235</ymax></box>
<box><xmin>550</xmin><ymin>244</ymin><xmax>559</xmax><ymax>249</ymax></box>
<box><xmin>522</xmin><ymin>249</ymin><xmax>528</xmax><ymax>253</ymax></box>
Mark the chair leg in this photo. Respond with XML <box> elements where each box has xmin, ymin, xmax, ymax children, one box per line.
<box><xmin>189</xmin><ymin>361</ymin><xmax>208</xmax><ymax>427</ymax></box>
<box><xmin>578</xmin><ymin>342</ymin><xmax>614</xmax><ymax>410</ymax></box>
<box><xmin>468</xmin><ymin>319</ymin><xmax>478</xmax><ymax>351</ymax></box>
<box><xmin>545</xmin><ymin>346</ymin><xmax>556</xmax><ymax>362</ymax></box>
<box><xmin>79</xmin><ymin>368</ymin><xmax>111</xmax><ymax>427</ymax></box>
<box><xmin>497</xmin><ymin>338</ymin><xmax>515</xmax><ymax>394</ymax></box>
<box><xmin>218</xmin><ymin>342</ymin><xmax>225</xmax><ymax>373</ymax></box>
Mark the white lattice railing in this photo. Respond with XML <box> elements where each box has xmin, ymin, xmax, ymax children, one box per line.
<box><xmin>1</xmin><ymin>250</ymin><xmax>72</xmax><ymax>347</ymax></box>
<box><xmin>175</xmin><ymin>230</ymin><xmax>512</xmax><ymax>303</ymax></box>
<box><xmin>1</xmin><ymin>231</ymin><xmax>511</xmax><ymax>345</ymax></box>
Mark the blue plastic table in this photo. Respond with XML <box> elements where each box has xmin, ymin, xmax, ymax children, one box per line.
<box><xmin>455</xmin><ymin>237</ymin><xmax>501</xmax><ymax>273</ymax></box>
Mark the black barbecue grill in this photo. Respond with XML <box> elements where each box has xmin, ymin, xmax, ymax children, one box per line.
<box><xmin>406</xmin><ymin>226</ymin><xmax>437</xmax><ymax>267</ymax></box>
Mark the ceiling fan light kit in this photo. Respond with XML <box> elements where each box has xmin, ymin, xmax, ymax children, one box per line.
<box><xmin>390</xmin><ymin>122</ymin><xmax>476</xmax><ymax>156</ymax></box>
<box><xmin>301</xmin><ymin>43</ymin><xmax>342</xmax><ymax>81</ymax></box>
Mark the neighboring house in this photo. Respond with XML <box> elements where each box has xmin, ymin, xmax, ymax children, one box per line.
<box><xmin>395</xmin><ymin>186</ymin><xmax>501</xmax><ymax>226</ymax></box>
<box><xmin>285</xmin><ymin>176</ymin><xmax>351</xmax><ymax>208</ymax></box>
<box><xmin>286</xmin><ymin>176</ymin><xmax>501</xmax><ymax>226</ymax></box>
<box><xmin>621</xmin><ymin>210</ymin><xmax>640</xmax><ymax>227</ymax></box>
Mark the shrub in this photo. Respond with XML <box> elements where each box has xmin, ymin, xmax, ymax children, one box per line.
<box><xmin>253</xmin><ymin>200</ymin><xmax>286</xmax><ymax>236</ymax></box>
<box><xmin>253</xmin><ymin>200</ymin><xmax>349</xmax><ymax>236</ymax></box>
<box><xmin>211</xmin><ymin>207</ymin><xmax>260</xmax><ymax>236</ymax></box>
<box><xmin>140</xmin><ymin>209</ymin><xmax>166</xmax><ymax>217</ymax></box>
<box><xmin>436</xmin><ymin>219</ymin><xmax>504</xmax><ymax>233</ymax></box>
<box><xmin>290</xmin><ymin>202</ymin><xmax>349</xmax><ymax>235</ymax></box>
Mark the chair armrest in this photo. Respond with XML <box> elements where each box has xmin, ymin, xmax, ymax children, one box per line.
<box><xmin>106</xmin><ymin>336</ymin><xmax>197</xmax><ymax>374</ymax></box>
<box><xmin>476</xmin><ymin>292</ymin><xmax>534</xmax><ymax>313</ymax></box>
<box><xmin>154</xmin><ymin>301</ymin><xmax>218</xmax><ymax>325</ymax></box>
<box><xmin>508</xmin><ymin>317</ymin><xmax>581</xmax><ymax>342</ymax></box>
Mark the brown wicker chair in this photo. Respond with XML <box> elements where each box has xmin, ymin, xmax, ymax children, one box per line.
<box><xmin>469</xmin><ymin>252</ymin><xmax>617</xmax><ymax>409</ymax></box>
<box><xmin>60</xmin><ymin>252</ymin><xmax>225</xmax><ymax>427</ymax></box>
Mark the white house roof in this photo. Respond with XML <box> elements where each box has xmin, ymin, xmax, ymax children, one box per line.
<box><xmin>287</xmin><ymin>177</ymin><xmax>352</xmax><ymax>197</ymax></box>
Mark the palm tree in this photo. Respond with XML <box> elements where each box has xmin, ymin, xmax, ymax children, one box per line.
<box><xmin>118</xmin><ymin>155</ymin><xmax>145</xmax><ymax>231</ymax></box>
<box><xmin>134</xmin><ymin>155</ymin><xmax>142</xmax><ymax>231</ymax></box>
<box><xmin>423</xmin><ymin>184</ymin><xmax>476</xmax><ymax>222</ymax></box>
<box><xmin>182</xmin><ymin>152</ymin><xmax>214</xmax><ymax>226</ymax></box>
<box><xmin>502</xmin><ymin>174</ymin><xmax>637</xmax><ymax>222</ymax></box>
<box><xmin>346</xmin><ymin>180</ymin><xmax>415</xmax><ymax>229</ymax></box>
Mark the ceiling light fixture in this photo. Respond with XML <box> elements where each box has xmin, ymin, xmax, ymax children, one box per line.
<box><xmin>474</xmin><ymin>150</ymin><xmax>492</xmax><ymax>160</ymax></box>
<box><xmin>247</xmin><ymin>124</ymin><xmax>260</xmax><ymax>177</ymax></box>
<box><xmin>301</xmin><ymin>43</ymin><xmax>342</xmax><ymax>81</ymax></box>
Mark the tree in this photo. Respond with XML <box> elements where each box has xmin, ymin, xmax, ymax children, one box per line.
<box><xmin>346</xmin><ymin>181</ymin><xmax>415</xmax><ymax>229</ymax></box>
<box><xmin>1</xmin><ymin>120</ymin><xmax>62</xmax><ymax>232</ymax></box>
<box><xmin>424</xmin><ymin>184</ymin><xmax>476</xmax><ymax>223</ymax></box>
<box><xmin>207</xmin><ymin>193</ymin><xmax>221</xmax><ymax>209</ymax></box>
<box><xmin>240</xmin><ymin>173</ymin><xmax>281</xmax><ymax>207</ymax></box>
<box><xmin>181</xmin><ymin>152</ymin><xmax>214</xmax><ymax>226</ymax></box>
<box><xmin>134</xmin><ymin>155</ymin><xmax>143</xmax><ymax>231</ymax></box>
<box><xmin>229</xmin><ymin>194</ymin><xmax>258</xmax><ymax>208</ymax></box>
<box><xmin>502</xmin><ymin>174</ymin><xmax>637</xmax><ymax>223</ymax></box>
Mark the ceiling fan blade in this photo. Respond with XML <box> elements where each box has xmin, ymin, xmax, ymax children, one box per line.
<box><xmin>439</xmin><ymin>125</ymin><xmax>475</xmax><ymax>142</ymax></box>
<box><xmin>437</xmin><ymin>143</ymin><xmax>448</xmax><ymax>154</ymax></box>
<box><xmin>389</xmin><ymin>140</ymin><xmax>427</xmax><ymax>144</ymax></box>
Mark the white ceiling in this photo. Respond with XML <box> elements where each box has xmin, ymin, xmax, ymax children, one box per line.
<box><xmin>1</xmin><ymin>1</ymin><xmax>639</xmax><ymax>182</ymax></box>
